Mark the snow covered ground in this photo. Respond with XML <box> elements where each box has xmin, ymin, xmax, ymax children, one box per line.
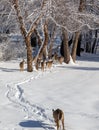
<box><xmin>0</xmin><ymin>53</ymin><xmax>99</xmax><ymax>130</ymax></box>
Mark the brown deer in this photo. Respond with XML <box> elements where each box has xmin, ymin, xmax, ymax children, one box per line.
<box><xmin>57</xmin><ymin>56</ymin><xmax>64</xmax><ymax>64</ymax></box>
<box><xmin>19</xmin><ymin>59</ymin><xmax>25</xmax><ymax>71</ymax></box>
<box><xmin>46</xmin><ymin>60</ymin><xmax>53</xmax><ymax>69</ymax></box>
<box><xmin>53</xmin><ymin>53</ymin><xmax>64</xmax><ymax>64</ymax></box>
<box><xmin>35</xmin><ymin>58</ymin><xmax>41</xmax><ymax>70</ymax></box>
<box><xmin>52</xmin><ymin>109</ymin><xmax>65</xmax><ymax>130</ymax></box>
<box><xmin>41</xmin><ymin>60</ymin><xmax>45</xmax><ymax>71</ymax></box>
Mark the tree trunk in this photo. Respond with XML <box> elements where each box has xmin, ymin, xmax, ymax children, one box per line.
<box><xmin>62</xmin><ymin>29</ymin><xmax>70</xmax><ymax>64</ymax></box>
<box><xmin>71</xmin><ymin>31</ymin><xmax>80</xmax><ymax>62</ymax></box>
<box><xmin>25</xmin><ymin>36</ymin><xmax>33</xmax><ymax>72</ymax></box>
<box><xmin>12</xmin><ymin>0</ymin><xmax>45</xmax><ymax>72</ymax></box>
<box><xmin>71</xmin><ymin>0</ymin><xmax>86</xmax><ymax>62</ymax></box>
<box><xmin>39</xmin><ymin>20</ymin><xmax>49</xmax><ymax>59</ymax></box>
<box><xmin>86</xmin><ymin>42</ymin><xmax>91</xmax><ymax>53</ymax></box>
<box><xmin>48</xmin><ymin>26</ymin><xmax>56</xmax><ymax>58</ymax></box>
<box><xmin>34</xmin><ymin>29</ymin><xmax>42</xmax><ymax>47</ymax></box>
<box><xmin>43</xmin><ymin>20</ymin><xmax>49</xmax><ymax>59</ymax></box>
<box><xmin>76</xmin><ymin>34</ymin><xmax>82</xmax><ymax>56</ymax></box>
<box><xmin>13</xmin><ymin>0</ymin><xmax>33</xmax><ymax>72</ymax></box>
<box><xmin>60</xmin><ymin>40</ymin><xmax>64</xmax><ymax>57</ymax></box>
<box><xmin>92</xmin><ymin>30</ymin><xmax>97</xmax><ymax>53</ymax></box>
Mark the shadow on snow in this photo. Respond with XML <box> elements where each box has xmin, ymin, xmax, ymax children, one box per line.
<box><xmin>57</xmin><ymin>65</ymin><xmax>99</xmax><ymax>71</ymax></box>
<box><xmin>19</xmin><ymin>120</ymin><xmax>54</xmax><ymax>129</ymax></box>
<box><xmin>0</xmin><ymin>67</ymin><xmax>27</xmax><ymax>72</ymax></box>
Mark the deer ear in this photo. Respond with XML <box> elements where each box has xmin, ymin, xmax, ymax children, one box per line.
<box><xmin>52</xmin><ymin>109</ymin><xmax>54</xmax><ymax>112</ymax></box>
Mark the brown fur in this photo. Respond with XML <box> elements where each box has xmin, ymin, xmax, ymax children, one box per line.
<box><xmin>35</xmin><ymin>59</ymin><xmax>40</xmax><ymax>70</ymax></box>
<box><xmin>58</xmin><ymin>56</ymin><xmax>64</xmax><ymax>64</ymax></box>
<box><xmin>35</xmin><ymin>62</ymin><xmax>39</xmax><ymax>70</ymax></box>
<box><xmin>34</xmin><ymin>58</ymin><xmax>53</xmax><ymax>71</ymax></box>
<box><xmin>19</xmin><ymin>59</ymin><xmax>25</xmax><ymax>71</ymax></box>
<box><xmin>32</xmin><ymin>56</ymin><xmax>36</xmax><ymax>63</ymax></box>
<box><xmin>53</xmin><ymin>53</ymin><xmax>64</xmax><ymax>64</ymax></box>
<box><xmin>54</xmin><ymin>53</ymin><xmax>58</xmax><ymax>61</ymax></box>
<box><xmin>41</xmin><ymin>61</ymin><xmax>45</xmax><ymax>71</ymax></box>
<box><xmin>35</xmin><ymin>58</ymin><xmax>42</xmax><ymax>70</ymax></box>
<box><xmin>52</xmin><ymin>109</ymin><xmax>65</xmax><ymax>130</ymax></box>
<box><xmin>46</xmin><ymin>60</ymin><xmax>53</xmax><ymax>69</ymax></box>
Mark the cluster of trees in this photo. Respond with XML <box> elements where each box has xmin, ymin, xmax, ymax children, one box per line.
<box><xmin>0</xmin><ymin>0</ymin><xmax>99</xmax><ymax>72</ymax></box>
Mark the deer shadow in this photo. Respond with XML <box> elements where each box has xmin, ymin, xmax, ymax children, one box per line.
<box><xmin>19</xmin><ymin>120</ymin><xmax>54</xmax><ymax>130</ymax></box>
<box><xmin>0</xmin><ymin>67</ymin><xmax>19</xmax><ymax>72</ymax></box>
<box><xmin>0</xmin><ymin>67</ymin><xmax>27</xmax><ymax>72</ymax></box>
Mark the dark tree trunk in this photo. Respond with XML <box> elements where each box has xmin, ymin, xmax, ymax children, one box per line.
<box><xmin>86</xmin><ymin>42</ymin><xmax>91</xmax><ymax>53</ymax></box>
<box><xmin>34</xmin><ymin>29</ymin><xmax>42</xmax><ymax>47</ymax></box>
<box><xmin>62</xmin><ymin>29</ymin><xmax>70</xmax><ymax>64</ymax></box>
<box><xmin>61</xmin><ymin>36</ymin><xmax>73</xmax><ymax>57</ymax></box>
<box><xmin>60</xmin><ymin>40</ymin><xmax>64</xmax><ymax>57</ymax></box>
<box><xmin>68</xmin><ymin>36</ymin><xmax>73</xmax><ymax>47</ymax></box>
<box><xmin>25</xmin><ymin>36</ymin><xmax>33</xmax><ymax>72</ymax></box>
<box><xmin>71</xmin><ymin>0</ymin><xmax>86</xmax><ymax>62</ymax></box>
<box><xmin>92</xmin><ymin>30</ymin><xmax>98</xmax><ymax>53</ymax></box>
<box><xmin>76</xmin><ymin>34</ymin><xmax>82</xmax><ymax>56</ymax></box>
<box><xmin>85</xmin><ymin>31</ymin><xmax>92</xmax><ymax>53</ymax></box>
<box><xmin>71</xmin><ymin>31</ymin><xmax>80</xmax><ymax>62</ymax></box>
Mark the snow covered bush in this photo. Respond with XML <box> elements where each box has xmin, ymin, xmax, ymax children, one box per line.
<box><xmin>0</xmin><ymin>37</ymin><xmax>26</xmax><ymax>61</ymax></box>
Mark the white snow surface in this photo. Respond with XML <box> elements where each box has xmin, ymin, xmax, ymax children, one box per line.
<box><xmin>0</xmin><ymin>53</ymin><xmax>99</xmax><ymax>130</ymax></box>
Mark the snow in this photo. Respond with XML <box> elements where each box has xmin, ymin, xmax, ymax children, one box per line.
<box><xmin>0</xmin><ymin>54</ymin><xmax>99</xmax><ymax>130</ymax></box>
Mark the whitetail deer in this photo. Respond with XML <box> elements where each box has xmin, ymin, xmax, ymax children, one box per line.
<box><xmin>53</xmin><ymin>53</ymin><xmax>64</xmax><ymax>64</ymax></box>
<box><xmin>41</xmin><ymin>61</ymin><xmax>45</xmax><ymax>71</ymax></box>
<box><xmin>52</xmin><ymin>109</ymin><xmax>65</xmax><ymax>130</ymax></box>
<box><xmin>35</xmin><ymin>58</ymin><xmax>44</xmax><ymax>71</ymax></box>
<box><xmin>34</xmin><ymin>58</ymin><xmax>53</xmax><ymax>71</ymax></box>
<box><xmin>46</xmin><ymin>60</ymin><xmax>53</xmax><ymax>69</ymax></box>
<box><xmin>35</xmin><ymin>58</ymin><xmax>41</xmax><ymax>70</ymax></box>
<box><xmin>19</xmin><ymin>59</ymin><xmax>25</xmax><ymax>71</ymax></box>
<box><xmin>57</xmin><ymin>56</ymin><xmax>64</xmax><ymax>64</ymax></box>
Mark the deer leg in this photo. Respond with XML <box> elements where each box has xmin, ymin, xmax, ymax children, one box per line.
<box><xmin>56</xmin><ymin>120</ymin><xmax>60</xmax><ymax>130</ymax></box>
<box><xmin>62</xmin><ymin>118</ymin><xmax>65</xmax><ymax>130</ymax></box>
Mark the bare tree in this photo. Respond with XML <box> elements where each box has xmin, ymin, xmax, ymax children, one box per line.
<box><xmin>1</xmin><ymin>0</ymin><xmax>99</xmax><ymax>66</ymax></box>
<box><xmin>50</xmin><ymin>0</ymin><xmax>99</xmax><ymax>31</ymax></box>
<box><xmin>71</xmin><ymin>0</ymin><xmax>86</xmax><ymax>62</ymax></box>
<box><xmin>49</xmin><ymin>0</ymin><xmax>99</xmax><ymax>62</ymax></box>
<box><xmin>11</xmin><ymin>0</ymin><xmax>48</xmax><ymax>72</ymax></box>
<box><xmin>39</xmin><ymin>19</ymin><xmax>49</xmax><ymax>59</ymax></box>
<box><xmin>0</xmin><ymin>0</ymin><xmax>22</xmax><ymax>34</ymax></box>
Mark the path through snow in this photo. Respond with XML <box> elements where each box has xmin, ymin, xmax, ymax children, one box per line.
<box><xmin>6</xmin><ymin>70</ymin><xmax>57</xmax><ymax>130</ymax></box>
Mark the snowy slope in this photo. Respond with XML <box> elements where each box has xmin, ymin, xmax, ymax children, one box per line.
<box><xmin>0</xmin><ymin>54</ymin><xmax>99</xmax><ymax>130</ymax></box>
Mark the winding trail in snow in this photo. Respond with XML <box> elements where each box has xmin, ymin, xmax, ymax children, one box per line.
<box><xmin>6</xmin><ymin>70</ymin><xmax>56</xmax><ymax>129</ymax></box>
<box><xmin>6</xmin><ymin>64</ymin><xmax>99</xmax><ymax>130</ymax></box>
